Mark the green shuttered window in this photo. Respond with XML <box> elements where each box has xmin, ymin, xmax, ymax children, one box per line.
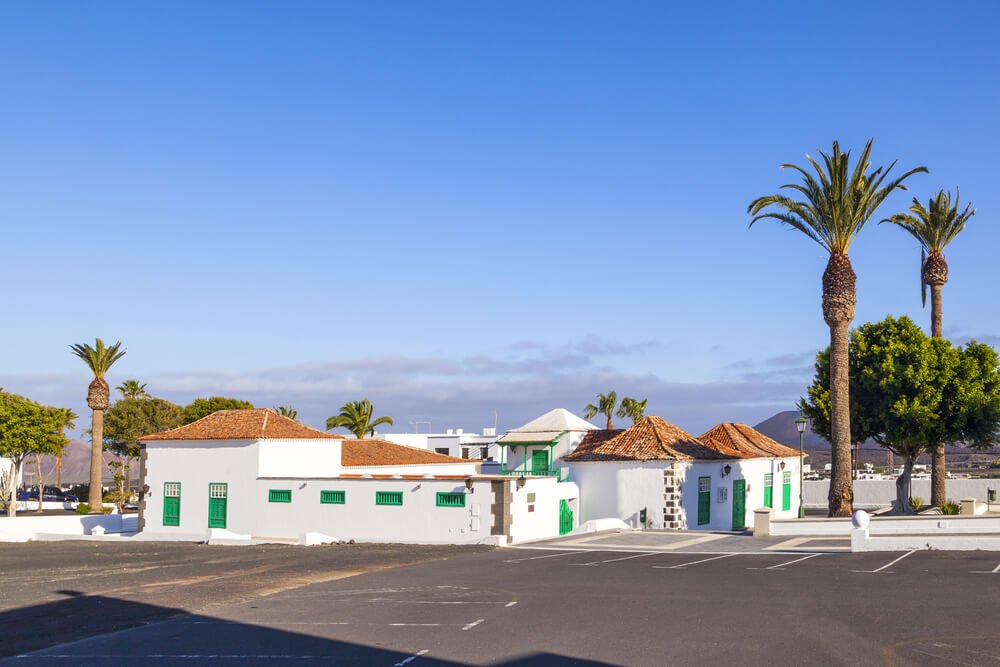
<box><xmin>269</xmin><ymin>489</ymin><xmax>292</xmax><ymax>503</ymax></box>
<box><xmin>163</xmin><ymin>482</ymin><xmax>181</xmax><ymax>527</ymax></box>
<box><xmin>436</xmin><ymin>492</ymin><xmax>466</xmax><ymax>507</ymax></box>
<box><xmin>376</xmin><ymin>491</ymin><xmax>403</xmax><ymax>506</ymax></box>
<box><xmin>782</xmin><ymin>471</ymin><xmax>792</xmax><ymax>511</ymax></box>
<box><xmin>697</xmin><ymin>476</ymin><xmax>711</xmax><ymax>526</ymax></box>
<box><xmin>321</xmin><ymin>490</ymin><xmax>346</xmax><ymax>504</ymax></box>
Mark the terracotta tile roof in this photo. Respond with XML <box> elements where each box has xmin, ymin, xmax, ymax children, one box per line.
<box><xmin>140</xmin><ymin>409</ymin><xmax>344</xmax><ymax>441</ymax></box>
<box><xmin>342</xmin><ymin>439</ymin><xmax>469</xmax><ymax>467</ymax></box>
<box><xmin>564</xmin><ymin>416</ymin><xmax>729</xmax><ymax>462</ymax></box>
<box><xmin>698</xmin><ymin>423</ymin><xmax>802</xmax><ymax>459</ymax></box>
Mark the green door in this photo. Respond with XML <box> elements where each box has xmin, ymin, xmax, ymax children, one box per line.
<box><xmin>559</xmin><ymin>499</ymin><xmax>574</xmax><ymax>535</ymax></box>
<box><xmin>531</xmin><ymin>449</ymin><xmax>549</xmax><ymax>475</ymax></box>
<box><xmin>782</xmin><ymin>471</ymin><xmax>792</xmax><ymax>511</ymax></box>
<box><xmin>208</xmin><ymin>483</ymin><xmax>228</xmax><ymax>529</ymax></box>
<box><xmin>163</xmin><ymin>482</ymin><xmax>181</xmax><ymax>527</ymax></box>
<box><xmin>697</xmin><ymin>476</ymin><xmax>711</xmax><ymax>526</ymax></box>
<box><xmin>763</xmin><ymin>473</ymin><xmax>773</xmax><ymax>508</ymax></box>
<box><xmin>732</xmin><ymin>479</ymin><xmax>746</xmax><ymax>531</ymax></box>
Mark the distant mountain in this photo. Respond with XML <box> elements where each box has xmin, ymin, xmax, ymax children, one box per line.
<box><xmin>18</xmin><ymin>439</ymin><xmax>127</xmax><ymax>486</ymax></box>
<box><xmin>753</xmin><ymin>410</ymin><xmax>827</xmax><ymax>449</ymax></box>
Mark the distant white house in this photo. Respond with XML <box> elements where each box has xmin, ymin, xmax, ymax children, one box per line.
<box><xmin>138</xmin><ymin>409</ymin><xmax>577</xmax><ymax>545</ymax></box>
<box><xmin>496</xmin><ymin>408</ymin><xmax>597</xmax><ymax>480</ymax></box>
<box><xmin>565</xmin><ymin>417</ymin><xmax>802</xmax><ymax>531</ymax></box>
<box><xmin>379</xmin><ymin>428</ymin><xmax>499</xmax><ymax>461</ymax></box>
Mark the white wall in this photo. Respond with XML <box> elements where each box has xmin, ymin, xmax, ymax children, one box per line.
<box><xmin>258</xmin><ymin>440</ymin><xmax>342</xmax><ymax>478</ymax></box>
<box><xmin>380</xmin><ymin>433</ymin><xmax>499</xmax><ymax>461</ymax></box>
<box><xmin>508</xmin><ymin>478</ymin><xmax>579</xmax><ymax>543</ymax></box>
<box><xmin>804</xmin><ymin>478</ymin><xmax>1000</xmax><ymax>510</ymax></box>
<box><xmin>344</xmin><ymin>462</ymin><xmax>479</xmax><ymax>476</ymax></box>
<box><xmin>567</xmin><ymin>461</ymin><xmax>669</xmax><ymax>529</ymax></box>
<box><xmin>503</xmin><ymin>431</ymin><xmax>588</xmax><ymax>475</ymax></box>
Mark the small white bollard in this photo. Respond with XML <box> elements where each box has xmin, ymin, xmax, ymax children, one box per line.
<box><xmin>90</xmin><ymin>525</ymin><xmax>106</xmax><ymax>536</ymax></box>
<box><xmin>753</xmin><ymin>507</ymin><xmax>772</xmax><ymax>536</ymax></box>
<box><xmin>851</xmin><ymin>510</ymin><xmax>870</xmax><ymax>529</ymax></box>
<box><xmin>850</xmin><ymin>510</ymin><xmax>870</xmax><ymax>552</ymax></box>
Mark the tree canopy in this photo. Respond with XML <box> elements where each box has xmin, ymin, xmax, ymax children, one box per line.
<box><xmin>182</xmin><ymin>397</ymin><xmax>254</xmax><ymax>424</ymax></box>
<box><xmin>616</xmin><ymin>397</ymin><xmax>648</xmax><ymax>424</ymax></box>
<box><xmin>104</xmin><ymin>397</ymin><xmax>184</xmax><ymax>459</ymax></box>
<box><xmin>0</xmin><ymin>392</ymin><xmax>68</xmax><ymax>465</ymax></box>
<box><xmin>326</xmin><ymin>399</ymin><xmax>393</xmax><ymax>439</ymax></box>
<box><xmin>584</xmin><ymin>391</ymin><xmax>618</xmax><ymax>430</ymax></box>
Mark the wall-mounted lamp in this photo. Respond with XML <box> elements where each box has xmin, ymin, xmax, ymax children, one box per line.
<box><xmin>779</xmin><ymin>461</ymin><xmax>786</xmax><ymax>471</ymax></box>
<box><xmin>465</xmin><ymin>478</ymin><xmax>474</xmax><ymax>492</ymax></box>
<box><xmin>721</xmin><ymin>464</ymin><xmax>732</xmax><ymax>478</ymax></box>
<box><xmin>517</xmin><ymin>476</ymin><xmax>526</xmax><ymax>490</ymax></box>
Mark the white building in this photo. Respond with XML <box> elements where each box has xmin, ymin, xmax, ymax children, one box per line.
<box><xmin>379</xmin><ymin>428</ymin><xmax>499</xmax><ymax>461</ymax></box>
<box><xmin>565</xmin><ymin>417</ymin><xmax>802</xmax><ymax>531</ymax></box>
<box><xmin>138</xmin><ymin>409</ymin><xmax>578</xmax><ymax>545</ymax></box>
<box><xmin>495</xmin><ymin>408</ymin><xmax>597</xmax><ymax>480</ymax></box>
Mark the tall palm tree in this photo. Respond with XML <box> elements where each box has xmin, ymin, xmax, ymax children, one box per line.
<box><xmin>883</xmin><ymin>188</ymin><xmax>976</xmax><ymax>506</ymax></box>
<box><xmin>273</xmin><ymin>405</ymin><xmax>298</xmax><ymax>420</ymax></box>
<box><xmin>116</xmin><ymin>379</ymin><xmax>149</xmax><ymax>399</ymax></box>
<box><xmin>616</xmin><ymin>397</ymin><xmax>648</xmax><ymax>424</ymax></box>
<box><xmin>584</xmin><ymin>391</ymin><xmax>618</xmax><ymax>430</ymax></box>
<box><xmin>326</xmin><ymin>399</ymin><xmax>393</xmax><ymax>439</ymax></box>
<box><xmin>749</xmin><ymin>139</ymin><xmax>926</xmax><ymax>517</ymax></box>
<box><xmin>70</xmin><ymin>339</ymin><xmax>126</xmax><ymax>512</ymax></box>
<box><xmin>54</xmin><ymin>408</ymin><xmax>78</xmax><ymax>488</ymax></box>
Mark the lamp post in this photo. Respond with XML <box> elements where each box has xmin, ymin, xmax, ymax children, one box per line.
<box><xmin>795</xmin><ymin>415</ymin><xmax>807</xmax><ymax>518</ymax></box>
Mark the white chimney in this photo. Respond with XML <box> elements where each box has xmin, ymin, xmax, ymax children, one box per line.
<box><xmin>482</xmin><ymin>427</ymin><xmax>496</xmax><ymax>437</ymax></box>
<box><xmin>456</xmin><ymin>428</ymin><xmax>464</xmax><ymax>435</ymax></box>
<box><xmin>446</xmin><ymin>429</ymin><xmax>454</xmax><ymax>435</ymax></box>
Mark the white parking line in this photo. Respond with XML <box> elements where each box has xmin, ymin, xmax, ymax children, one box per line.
<box><xmin>461</xmin><ymin>619</ymin><xmax>485</xmax><ymax>631</ymax></box>
<box><xmin>748</xmin><ymin>553</ymin><xmax>824</xmax><ymax>571</ymax></box>
<box><xmin>852</xmin><ymin>550</ymin><xmax>916</xmax><ymax>573</ymax></box>
<box><xmin>395</xmin><ymin>649</ymin><xmax>430</xmax><ymax>666</ymax></box>
<box><xmin>571</xmin><ymin>552</ymin><xmax>658</xmax><ymax>566</ymax></box>
<box><xmin>504</xmin><ymin>551</ymin><xmax>586</xmax><ymax>563</ymax></box>
<box><xmin>971</xmin><ymin>561</ymin><xmax>1000</xmax><ymax>574</ymax></box>
<box><xmin>653</xmin><ymin>553</ymin><xmax>736</xmax><ymax>569</ymax></box>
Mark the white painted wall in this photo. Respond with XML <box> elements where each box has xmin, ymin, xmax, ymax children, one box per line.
<box><xmin>804</xmin><ymin>478</ymin><xmax>1000</xmax><ymax>510</ymax></box>
<box><xmin>258</xmin><ymin>440</ymin><xmax>342</xmax><ymax>478</ymax></box>
<box><xmin>503</xmin><ymin>431</ymin><xmax>588</xmax><ymax>475</ymax></box>
<box><xmin>344</xmin><ymin>462</ymin><xmax>479</xmax><ymax>476</ymax></box>
<box><xmin>0</xmin><ymin>513</ymin><xmax>137</xmax><ymax>542</ymax></box>
<box><xmin>567</xmin><ymin>461</ymin><xmax>669</xmax><ymax>529</ymax></box>
<box><xmin>677</xmin><ymin>457</ymin><xmax>801</xmax><ymax>531</ymax></box>
<box><xmin>508</xmin><ymin>478</ymin><xmax>579</xmax><ymax>543</ymax></box>
<box><xmin>381</xmin><ymin>433</ymin><xmax>499</xmax><ymax>461</ymax></box>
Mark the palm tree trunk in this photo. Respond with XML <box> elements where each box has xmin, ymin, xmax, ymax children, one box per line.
<box><xmin>89</xmin><ymin>409</ymin><xmax>104</xmax><ymax>512</ymax></box>
<box><xmin>928</xmin><ymin>282</ymin><xmax>946</xmax><ymax>507</ymax></box>
<box><xmin>35</xmin><ymin>456</ymin><xmax>44</xmax><ymax>513</ymax></box>
<box><xmin>827</xmin><ymin>319</ymin><xmax>854</xmax><ymax>516</ymax></box>
<box><xmin>822</xmin><ymin>253</ymin><xmax>856</xmax><ymax>517</ymax></box>
<box><xmin>605</xmin><ymin>414</ymin><xmax>613</xmax><ymax>430</ymax></box>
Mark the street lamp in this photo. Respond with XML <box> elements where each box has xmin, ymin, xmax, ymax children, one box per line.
<box><xmin>795</xmin><ymin>415</ymin><xmax>807</xmax><ymax>518</ymax></box>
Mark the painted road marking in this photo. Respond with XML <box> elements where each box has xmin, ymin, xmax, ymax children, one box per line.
<box><xmin>571</xmin><ymin>552</ymin><xmax>658</xmax><ymax>566</ymax></box>
<box><xmin>748</xmin><ymin>553</ymin><xmax>824</xmax><ymax>570</ymax></box>
<box><xmin>971</xmin><ymin>562</ymin><xmax>1000</xmax><ymax>574</ymax></box>
<box><xmin>504</xmin><ymin>550</ymin><xmax>586</xmax><ymax>563</ymax></box>
<box><xmin>462</xmin><ymin>619</ymin><xmax>485</xmax><ymax>631</ymax></box>
<box><xmin>765</xmin><ymin>537</ymin><xmax>850</xmax><ymax>552</ymax></box>
<box><xmin>505</xmin><ymin>601</ymin><xmax>518</xmax><ymax>608</ymax></box>
<box><xmin>395</xmin><ymin>649</ymin><xmax>430</xmax><ymax>666</ymax></box>
<box><xmin>653</xmin><ymin>553</ymin><xmax>736</xmax><ymax>569</ymax></box>
<box><xmin>852</xmin><ymin>550</ymin><xmax>916</xmax><ymax>573</ymax></box>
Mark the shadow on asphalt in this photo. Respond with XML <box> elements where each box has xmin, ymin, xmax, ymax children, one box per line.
<box><xmin>2</xmin><ymin>591</ymin><xmax>616</xmax><ymax>665</ymax></box>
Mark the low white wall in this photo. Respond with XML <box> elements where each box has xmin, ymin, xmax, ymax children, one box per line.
<box><xmin>769</xmin><ymin>514</ymin><xmax>1000</xmax><ymax>539</ymax></box>
<box><xmin>805</xmin><ymin>479</ymin><xmax>1000</xmax><ymax>509</ymax></box>
<box><xmin>0</xmin><ymin>514</ymin><xmax>138</xmax><ymax>542</ymax></box>
<box><xmin>258</xmin><ymin>439</ymin><xmax>342</xmax><ymax>478</ymax></box>
<box><xmin>509</xmin><ymin>478</ymin><xmax>579</xmax><ymax>543</ymax></box>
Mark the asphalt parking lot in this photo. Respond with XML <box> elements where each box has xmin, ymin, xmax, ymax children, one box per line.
<box><xmin>3</xmin><ymin>536</ymin><xmax>999</xmax><ymax>666</ymax></box>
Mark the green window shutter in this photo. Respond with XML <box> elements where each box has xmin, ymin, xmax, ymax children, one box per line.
<box><xmin>207</xmin><ymin>483</ymin><xmax>227</xmax><ymax>529</ymax></box>
<box><xmin>321</xmin><ymin>490</ymin><xmax>346</xmax><ymax>504</ymax></box>
<box><xmin>782</xmin><ymin>471</ymin><xmax>792</xmax><ymax>511</ymax></box>
<box><xmin>436</xmin><ymin>492</ymin><xmax>466</xmax><ymax>507</ymax></box>
<box><xmin>764</xmin><ymin>473</ymin><xmax>773</xmax><ymax>508</ymax></box>
<box><xmin>376</xmin><ymin>491</ymin><xmax>403</xmax><ymax>506</ymax></box>
<box><xmin>697</xmin><ymin>476</ymin><xmax>711</xmax><ymax>526</ymax></box>
<box><xmin>269</xmin><ymin>489</ymin><xmax>292</xmax><ymax>503</ymax></box>
<box><xmin>163</xmin><ymin>482</ymin><xmax>181</xmax><ymax>527</ymax></box>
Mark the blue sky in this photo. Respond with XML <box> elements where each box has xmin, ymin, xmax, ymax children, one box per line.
<box><xmin>2</xmin><ymin>1</ymin><xmax>998</xmax><ymax>436</ymax></box>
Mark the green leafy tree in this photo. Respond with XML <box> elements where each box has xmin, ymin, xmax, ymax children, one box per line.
<box><xmin>116</xmin><ymin>379</ymin><xmax>149</xmax><ymax>400</ymax></box>
<box><xmin>104</xmin><ymin>397</ymin><xmax>183</xmax><ymax>496</ymax></box>
<box><xmin>0</xmin><ymin>392</ymin><xmax>68</xmax><ymax>517</ymax></box>
<box><xmin>70</xmin><ymin>338</ymin><xmax>127</xmax><ymax>513</ymax></box>
<box><xmin>883</xmin><ymin>189</ymin><xmax>977</xmax><ymax>506</ymax></box>
<box><xmin>181</xmin><ymin>397</ymin><xmax>254</xmax><ymax>424</ymax></box>
<box><xmin>584</xmin><ymin>391</ymin><xmax>618</xmax><ymax>429</ymax></box>
<box><xmin>800</xmin><ymin>316</ymin><xmax>1000</xmax><ymax>513</ymax></box>
<box><xmin>749</xmin><ymin>140</ymin><xmax>926</xmax><ymax>516</ymax></box>
<box><xmin>326</xmin><ymin>399</ymin><xmax>393</xmax><ymax>439</ymax></box>
<box><xmin>616</xmin><ymin>397</ymin><xmax>648</xmax><ymax>425</ymax></box>
<box><xmin>273</xmin><ymin>405</ymin><xmax>298</xmax><ymax>420</ymax></box>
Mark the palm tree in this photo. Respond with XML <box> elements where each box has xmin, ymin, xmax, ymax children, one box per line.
<box><xmin>54</xmin><ymin>408</ymin><xmax>78</xmax><ymax>489</ymax></box>
<box><xmin>273</xmin><ymin>405</ymin><xmax>298</xmax><ymax>420</ymax></box>
<box><xmin>749</xmin><ymin>139</ymin><xmax>926</xmax><ymax>517</ymax></box>
<box><xmin>326</xmin><ymin>399</ymin><xmax>393</xmax><ymax>439</ymax></box>
<box><xmin>116</xmin><ymin>379</ymin><xmax>149</xmax><ymax>399</ymax></box>
<box><xmin>883</xmin><ymin>188</ymin><xmax>976</xmax><ymax>506</ymax></box>
<box><xmin>70</xmin><ymin>339</ymin><xmax>126</xmax><ymax>512</ymax></box>
<box><xmin>616</xmin><ymin>397</ymin><xmax>647</xmax><ymax>424</ymax></box>
<box><xmin>584</xmin><ymin>391</ymin><xmax>618</xmax><ymax>430</ymax></box>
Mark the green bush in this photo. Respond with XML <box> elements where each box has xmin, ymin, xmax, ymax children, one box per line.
<box><xmin>75</xmin><ymin>503</ymin><xmax>90</xmax><ymax>514</ymax></box>
<box><xmin>941</xmin><ymin>500</ymin><xmax>961</xmax><ymax>515</ymax></box>
<box><xmin>909</xmin><ymin>496</ymin><xmax>923</xmax><ymax>511</ymax></box>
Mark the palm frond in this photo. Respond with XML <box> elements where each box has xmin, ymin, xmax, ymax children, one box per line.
<box><xmin>69</xmin><ymin>338</ymin><xmax>126</xmax><ymax>378</ymax></box>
